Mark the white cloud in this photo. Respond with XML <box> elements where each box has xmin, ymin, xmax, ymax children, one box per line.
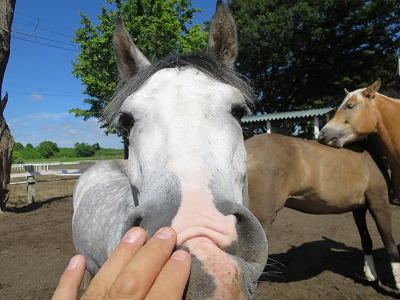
<box><xmin>7</xmin><ymin>112</ymin><xmax>123</xmax><ymax>149</ymax></box>
<box><xmin>31</xmin><ymin>92</ymin><xmax>44</xmax><ymax>101</ymax></box>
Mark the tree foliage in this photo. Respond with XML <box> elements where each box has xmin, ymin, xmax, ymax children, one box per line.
<box><xmin>71</xmin><ymin>0</ymin><xmax>208</xmax><ymax>133</ymax></box>
<box><xmin>228</xmin><ymin>0</ymin><xmax>400</xmax><ymax>114</ymax></box>
<box><xmin>16</xmin><ymin>147</ymin><xmax>40</xmax><ymax>160</ymax></box>
<box><xmin>11</xmin><ymin>141</ymin><xmax>105</xmax><ymax>161</ymax></box>
<box><xmin>74</xmin><ymin>142</ymin><xmax>96</xmax><ymax>157</ymax></box>
<box><xmin>37</xmin><ymin>141</ymin><xmax>59</xmax><ymax>159</ymax></box>
<box><xmin>13</xmin><ymin>142</ymin><xmax>23</xmax><ymax>151</ymax></box>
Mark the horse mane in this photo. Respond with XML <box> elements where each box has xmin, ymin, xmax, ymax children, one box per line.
<box><xmin>380</xmin><ymin>85</ymin><xmax>400</xmax><ymax>101</ymax></box>
<box><xmin>103</xmin><ymin>54</ymin><xmax>255</xmax><ymax>127</ymax></box>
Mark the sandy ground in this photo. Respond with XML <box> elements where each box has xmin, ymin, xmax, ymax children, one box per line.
<box><xmin>1</xmin><ymin>170</ymin><xmax>400</xmax><ymax>299</ymax></box>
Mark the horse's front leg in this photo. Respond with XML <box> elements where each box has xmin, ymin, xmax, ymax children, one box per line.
<box><xmin>352</xmin><ymin>207</ymin><xmax>378</xmax><ymax>282</ymax></box>
<box><xmin>368</xmin><ymin>201</ymin><xmax>400</xmax><ymax>290</ymax></box>
<box><xmin>390</xmin><ymin>167</ymin><xmax>400</xmax><ymax>204</ymax></box>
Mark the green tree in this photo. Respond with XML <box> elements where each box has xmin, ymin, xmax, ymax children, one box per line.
<box><xmin>74</xmin><ymin>142</ymin><xmax>95</xmax><ymax>157</ymax></box>
<box><xmin>92</xmin><ymin>142</ymin><xmax>101</xmax><ymax>151</ymax></box>
<box><xmin>37</xmin><ymin>141</ymin><xmax>59</xmax><ymax>158</ymax></box>
<box><xmin>12</xmin><ymin>150</ymin><xmax>22</xmax><ymax>163</ymax></box>
<box><xmin>228</xmin><ymin>0</ymin><xmax>400</xmax><ymax>114</ymax></box>
<box><xmin>56</xmin><ymin>148</ymin><xmax>76</xmax><ymax>158</ymax></box>
<box><xmin>20</xmin><ymin>147</ymin><xmax>40</xmax><ymax>160</ymax></box>
<box><xmin>13</xmin><ymin>142</ymin><xmax>23</xmax><ymax>151</ymax></box>
<box><xmin>71</xmin><ymin>0</ymin><xmax>208</xmax><ymax>134</ymax></box>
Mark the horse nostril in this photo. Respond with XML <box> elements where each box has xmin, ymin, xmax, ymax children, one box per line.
<box><xmin>131</xmin><ymin>216</ymin><xmax>143</xmax><ymax>228</ymax></box>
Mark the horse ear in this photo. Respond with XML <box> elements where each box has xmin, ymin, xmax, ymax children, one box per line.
<box><xmin>363</xmin><ymin>78</ymin><xmax>381</xmax><ymax>99</ymax></box>
<box><xmin>344</xmin><ymin>88</ymin><xmax>349</xmax><ymax>95</ymax></box>
<box><xmin>207</xmin><ymin>0</ymin><xmax>238</xmax><ymax>67</ymax></box>
<box><xmin>113</xmin><ymin>17</ymin><xmax>151</xmax><ymax>79</ymax></box>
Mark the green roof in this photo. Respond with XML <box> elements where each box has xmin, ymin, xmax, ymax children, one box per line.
<box><xmin>241</xmin><ymin>108</ymin><xmax>335</xmax><ymax>124</ymax></box>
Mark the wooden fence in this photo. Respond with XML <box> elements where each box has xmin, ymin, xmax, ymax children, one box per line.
<box><xmin>10</xmin><ymin>163</ymin><xmax>87</xmax><ymax>204</ymax></box>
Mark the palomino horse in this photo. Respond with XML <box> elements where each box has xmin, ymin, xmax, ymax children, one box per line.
<box><xmin>318</xmin><ymin>79</ymin><xmax>400</xmax><ymax>203</ymax></box>
<box><xmin>245</xmin><ymin>133</ymin><xmax>400</xmax><ymax>289</ymax></box>
<box><xmin>72</xmin><ymin>2</ymin><xmax>268</xmax><ymax>299</ymax></box>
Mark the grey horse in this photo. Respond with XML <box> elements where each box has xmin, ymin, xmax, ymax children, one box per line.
<box><xmin>72</xmin><ymin>1</ymin><xmax>268</xmax><ymax>299</ymax></box>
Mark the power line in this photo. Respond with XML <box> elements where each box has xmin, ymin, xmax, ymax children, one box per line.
<box><xmin>4</xmin><ymin>84</ymin><xmax>84</xmax><ymax>98</ymax></box>
<box><xmin>11</xmin><ymin>36</ymin><xmax>79</xmax><ymax>52</ymax></box>
<box><xmin>7</xmin><ymin>91</ymin><xmax>84</xmax><ymax>98</ymax></box>
<box><xmin>11</xmin><ymin>13</ymin><xmax>80</xmax><ymax>52</ymax></box>
<box><xmin>14</xmin><ymin>11</ymin><xmax>77</xmax><ymax>32</ymax></box>
<box><xmin>13</xmin><ymin>20</ymin><xmax>75</xmax><ymax>39</ymax></box>
<box><xmin>15</xmin><ymin>33</ymin><xmax>78</xmax><ymax>48</ymax></box>
<box><xmin>5</xmin><ymin>83</ymin><xmax>81</xmax><ymax>93</ymax></box>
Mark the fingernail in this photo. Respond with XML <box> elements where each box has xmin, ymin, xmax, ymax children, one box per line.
<box><xmin>171</xmin><ymin>250</ymin><xmax>189</xmax><ymax>261</ymax></box>
<box><xmin>66</xmin><ymin>256</ymin><xmax>80</xmax><ymax>271</ymax></box>
<box><xmin>155</xmin><ymin>227</ymin><xmax>174</xmax><ymax>240</ymax></box>
<box><xmin>123</xmin><ymin>228</ymin><xmax>144</xmax><ymax>243</ymax></box>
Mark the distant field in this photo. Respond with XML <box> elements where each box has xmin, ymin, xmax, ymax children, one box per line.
<box><xmin>18</xmin><ymin>148</ymin><xmax>124</xmax><ymax>164</ymax></box>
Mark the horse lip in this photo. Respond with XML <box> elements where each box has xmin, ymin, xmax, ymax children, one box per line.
<box><xmin>331</xmin><ymin>137</ymin><xmax>342</xmax><ymax>148</ymax></box>
<box><xmin>317</xmin><ymin>131</ymin><xmax>325</xmax><ymax>140</ymax></box>
<box><xmin>177</xmin><ymin>228</ymin><xmax>236</xmax><ymax>252</ymax></box>
<box><xmin>180</xmin><ymin>236</ymin><xmax>237</xmax><ymax>259</ymax></box>
<box><xmin>318</xmin><ymin>134</ymin><xmax>341</xmax><ymax>148</ymax></box>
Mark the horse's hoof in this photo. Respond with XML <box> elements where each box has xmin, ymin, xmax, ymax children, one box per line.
<box><xmin>364</xmin><ymin>255</ymin><xmax>378</xmax><ymax>282</ymax></box>
<box><xmin>364</xmin><ymin>268</ymin><xmax>378</xmax><ymax>282</ymax></box>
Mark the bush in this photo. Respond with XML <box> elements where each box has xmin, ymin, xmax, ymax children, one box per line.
<box><xmin>55</xmin><ymin>148</ymin><xmax>76</xmax><ymax>158</ymax></box>
<box><xmin>12</xmin><ymin>150</ymin><xmax>23</xmax><ymax>163</ymax></box>
<box><xmin>20</xmin><ymin>148</ymin><xmax>41</xmax><ymax>159</ymax></box>
<box><xmin>13</xmin><ymin>156</ymin><xmax>25</xmax><ymax>164</ymax></box>
<box><xmin>14</xmin><ymin>142</ymin><xmax>24</xmax><ymax>151</ymax></box>
<box><xmin>74</xmin><ymin>142</ymin><xmax>95</xmax><ymax>157</ymax></box>
<box><xmin>92</xmin><ymin>143</ymin><xmax>101</xmax><ymax>151</ymax></box>
<box><xmin>37</xmin><ymin>141</ymin><xmax>59</xmax><ymax>158</ymax></box>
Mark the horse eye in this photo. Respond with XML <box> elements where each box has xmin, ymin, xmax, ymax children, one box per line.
<box><xmin>346</xmin><ymin>103</ymin><xmax>356</xmax><ymax>109</ymax></box>
<box><xmin>231</xmin><ymin>104</ymin><xmax>247</xmax><ymax>122</ymax></box>
<box><xmin>119</xmin><ymin>112</ymin><xmax>134</xmax><ymax>131</ymax></box>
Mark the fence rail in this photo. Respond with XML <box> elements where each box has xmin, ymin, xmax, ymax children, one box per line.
<box><xmin>10</xmin><ymin>169</ymin><xmax>87</xmax><ymax>179</ymax></box>
<box><xmin>10</xmin><ymin>163</ymin><xmax>88</xmax><ymax>204</ymax></box>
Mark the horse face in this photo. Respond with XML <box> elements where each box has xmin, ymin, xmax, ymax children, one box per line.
<box><xmin>116</xmin><ymin>66</ymin><xmax>265</xmax><ymax>299</ymax></box>
<box><xmin>121</xmin><ymin>68</ymin><xmax>247</xmax><ymax>206</ymax></box>
<box><xmin>318</xmin><ymin>80</ymin><xmax>381</xmax><ymax>148</ymax></box>
<box><xmin>96</xmin><ymin>2</ymin><xmax>267</xmax><ymax>299</ymax></box>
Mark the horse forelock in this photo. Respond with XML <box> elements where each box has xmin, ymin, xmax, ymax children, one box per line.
<box><xmin>102</xmin><ymin>54</ymin><xmax>254</xmax><ymax>128</ymax></box>
<box><xmin>338</xmin><ymin>88</ymin><xmax>366</xmax><ymax>110</ymax></box>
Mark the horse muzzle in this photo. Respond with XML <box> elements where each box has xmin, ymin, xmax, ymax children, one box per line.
<box><xmin>318</xmin><ymin>129</ymin><xmax>342</xmax><ymax>148</ymax></box>
<box><xmin>129</xmin><ymin>200</ymin><xmax>268</xmax><ymax>299</ymax></box>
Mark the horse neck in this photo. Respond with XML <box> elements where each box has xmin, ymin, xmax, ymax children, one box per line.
<box><xmin>374</xmin><ymin>94</ymin><xmax>400</xmax><ymax>164</ymax></box>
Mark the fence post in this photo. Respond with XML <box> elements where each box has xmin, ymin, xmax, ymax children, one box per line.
<box><xmin>24</xmin><ymin>165</ymin><xmax>37</xmax><ymax>204</ymax></box>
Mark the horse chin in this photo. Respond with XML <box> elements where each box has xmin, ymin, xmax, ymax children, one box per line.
<box><xmin>183</xmin><ymin>239</ymin><xmax>249</xmax><ymax>300</ymax></box>
<box><xmin>337</xmin><ymin>132</ymin><xmax>366</xmax><ymax>149</ymax></box>
<box><xmin>330</xmin><ymin>137</ymin><xmax>343</xmax><ymax>148</ymax></box>
<box><xmin>323</xmin><ymin>134</ymin><xmax>355</xmax><ymax>149</ymax></box>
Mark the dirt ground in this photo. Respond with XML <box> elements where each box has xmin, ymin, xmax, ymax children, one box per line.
<box><xmin>1</xmin><ymin>169</ymin><xmax>400</xmax><ymax>299</ymax></box>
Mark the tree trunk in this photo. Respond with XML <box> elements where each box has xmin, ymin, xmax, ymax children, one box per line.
<box><xmin>0</xmin><ymin>0</ymin><xmax>17</xmax><ymax>212</ymax></box>
<box><xmin>0</xmin><ymin>94</ymin><xmax>14</xmax><ymax>211</ymax></box>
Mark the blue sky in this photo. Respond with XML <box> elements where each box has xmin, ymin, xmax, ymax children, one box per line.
<box><xmin>3</xmin><ymin>0</ymin><xmax>215</xmax><ymax>149</ymax></box>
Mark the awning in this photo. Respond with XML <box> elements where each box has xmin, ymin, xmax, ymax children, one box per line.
<box><xmin>241</xmin><ymin>107</ymin><xmax>335</xmax><ymax>124</ymax></box>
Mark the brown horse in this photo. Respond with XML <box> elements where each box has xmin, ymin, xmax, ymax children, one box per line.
<box><xmin>245</xmin><ymin>133</ymin><xmax>400</xmax><ymax>289</ymax></box>
<box><xmin>318</xmin><ymin>79</ymin><xmax>400</xmax><ymax>203</ymax></box>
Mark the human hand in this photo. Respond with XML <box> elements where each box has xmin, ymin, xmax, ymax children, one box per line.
<box><xmin>52</xmin><ymin>227</ymin><xmax>191</xmax><ymax>300</ymax></box>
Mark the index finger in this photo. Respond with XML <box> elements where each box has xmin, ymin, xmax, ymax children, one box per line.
<box><xmin>52</xmin><ymin>255</ymin><xmax>86</xmax><ymax>300</ymax></box>
<box><xmin>106</xmin><ymin>227</ymin><xmax>178</xmax><ymax>299</ymax></box>
<box><xmin>145</xmin><ymin>250</ymin><xmax>191</xmax><ymax>300</ymax></box>
<box><xmin>82</xmin><ymin>227</ymin><xmax>147</xmax><ymax>299</ymax></box>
